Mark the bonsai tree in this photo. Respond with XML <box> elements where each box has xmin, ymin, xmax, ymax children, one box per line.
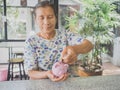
<box><xmin>65</xmin><ymin>0</ymin><xmax>120</xmax><ymax>74</ymax></box>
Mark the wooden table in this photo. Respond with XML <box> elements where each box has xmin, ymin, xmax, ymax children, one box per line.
<box><xmin>0</xmin><ymin>75</ymin><xmax>120</xmax><ymax>90</ymax></box>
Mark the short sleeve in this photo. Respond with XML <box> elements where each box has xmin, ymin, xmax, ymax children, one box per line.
<box><xmin>65</xmin><ymin>30</ymin><xmax>84</xmax><ymax>45</ymax></box>
<box><xmin>24</xmin><ymin>38</ymin><xmax>38</xmax><ymax>71</ymax></box>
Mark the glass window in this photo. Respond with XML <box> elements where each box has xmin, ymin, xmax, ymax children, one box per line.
<box><xmin>6</xmin><ymin>0</ymin><xmax>38</xmax><ymax>40</ymax></box>
<box><xmin>6</xmin><ymin>0</ymin><xmax>39</xmax><ymax>7</ymax></box>
<box><xmin>59</xmin><ymin>0</ymin><xmax>80</xmax><ymax>28</ymax></box>
<box><xmin>6</xmin><ymin>0</ymin><xmax>20</xmax><ymax>6</ymax></box>
<box><xmin>0</xmin><ymin>0</ymin><xmax>54</xmax><ymax>41</ymax></box>
<box><xmin>0</xmin><ymin>1</ymin><xmax>4</xmax><ymax>40</ymax></box>
<box><xmin>6</xmin><ymin>7</ymin><xmax>34</xmax><ymax>40</ymax></box>
<box><xmin>0</xmin><ymin>0</ymin><xmax>3</xmax><ymax>5</ymax></box>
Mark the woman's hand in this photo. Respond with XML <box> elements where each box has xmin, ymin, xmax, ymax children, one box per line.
<box><xmin>61</xmin><ymin>46</ymin><xmax>77</xmax><ymax>64</ymax></box>
<box><xmin>47</xmin><ymin>71</ymin><xmax>69</xmax><ymax>82</ymax></box>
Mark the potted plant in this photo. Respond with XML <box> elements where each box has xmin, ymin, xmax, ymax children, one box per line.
<box><xmin>65</xmin><ymin>0</ymin><xmax>120</xmax><ymax>76</ymax></box>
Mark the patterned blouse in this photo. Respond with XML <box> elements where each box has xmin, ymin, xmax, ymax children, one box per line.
<box><xmin>24</xmin><ymin>29</ymin><xmax>83</xmax><ymax>71</ymax></box>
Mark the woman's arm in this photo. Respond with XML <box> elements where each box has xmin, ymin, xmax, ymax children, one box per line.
<box><xmin>62</xmin><ymin>39</ymin><xmax>93</xmax><ymax>64</ymax></box>
<box><xmin>72</xmin><ymin>39</ymin><xmax>93</xmax><ymax>54</ymax></box>
<box><xmin>28</xmin><ymin>70</ymin><xmax>48</xmax><ymax>80</ymax></box>
<box><xmin>28</xmin><ymin>70</ymin><xmax>69</xmax><ymax>81</ymax></box>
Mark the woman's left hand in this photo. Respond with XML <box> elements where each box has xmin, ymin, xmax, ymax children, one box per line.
<box><xmin>61</xmin><ymin>46</ymin><xmax>77</xmax><ymax>64</ymax></box>
<box><xmin>47</xmin><ymin>71</ymin><xmax>69</xmax><ymax>82</ymax></box>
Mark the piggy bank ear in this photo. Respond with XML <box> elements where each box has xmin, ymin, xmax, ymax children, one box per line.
<box><xmin>54</xmin><ymin>62</ymin><xmax>60</xmax><ymax>68</ymax></box>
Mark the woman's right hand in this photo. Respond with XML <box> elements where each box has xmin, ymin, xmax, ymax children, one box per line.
<box><xmin>47</xmin><ymin>70</ymin><xmax>69</xmax><ymax>82</ymax></box>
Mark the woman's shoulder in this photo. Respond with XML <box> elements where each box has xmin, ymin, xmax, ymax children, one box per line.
<box><xmin>25</xmin><ymin>34</ymin><xmax>38</xmax><ymax>43</ymax></box>
<box><xmin>25</xmin><ymin>34</ymin><xmax>40</xmax><ymax>47</ymax></box>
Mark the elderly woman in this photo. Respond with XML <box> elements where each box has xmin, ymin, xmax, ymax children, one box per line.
<box><xmin>24</xmin><ymin>1</ymin><xmax>93</xmax><ymax>82</ymax></box>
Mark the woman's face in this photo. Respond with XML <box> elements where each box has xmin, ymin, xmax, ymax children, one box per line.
<box><xmin>35</xmin><ymin>6</ymin><xmax>56</xmax><ymax>34</ymax></box>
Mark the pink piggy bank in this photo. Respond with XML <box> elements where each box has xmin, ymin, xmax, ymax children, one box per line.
<box><xmin>52</xmin><ymin>61</ymin><xmax>69</xmax><ymax>77</ymax></box>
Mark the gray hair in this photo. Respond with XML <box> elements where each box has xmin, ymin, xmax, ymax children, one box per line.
<box><xmin>34</xmin><ymin>0</ymin><xmax>57</xmax><ymax>18</ymax></box>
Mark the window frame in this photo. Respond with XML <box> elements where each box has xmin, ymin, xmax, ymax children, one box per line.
<box><xmin>0</xmin><ymin>0</ymin><xmax>58</xmax><ymax>42</ymax></box>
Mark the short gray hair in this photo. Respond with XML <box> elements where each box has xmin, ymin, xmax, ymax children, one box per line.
<box><xmin>34</xmin><ymin>1</ymin><xmax>57</xmax><ymax>18</ymax></box>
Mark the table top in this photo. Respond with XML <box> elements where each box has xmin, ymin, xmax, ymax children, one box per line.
<box><xmin>0</xmin><ymin>75</ymin><xmax>120</xmax><ymax>90</ymax></box>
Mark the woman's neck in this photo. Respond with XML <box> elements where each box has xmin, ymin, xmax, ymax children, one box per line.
<box><xmin>38</xmin><ymin>30</ymin><xmax>56</xmax><ymax>40</ymax></box>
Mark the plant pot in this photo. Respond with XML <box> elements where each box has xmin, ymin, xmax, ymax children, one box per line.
<box><xmin>77</xmin><ymin>67</ymin><xmax>102</xmax><ymax>77</ymax></box>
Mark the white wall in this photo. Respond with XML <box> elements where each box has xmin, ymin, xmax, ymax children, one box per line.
<box><xmin>0</xmin><ymin>48</ymin><xmax>9</xmax><ymax>63</ymax></box>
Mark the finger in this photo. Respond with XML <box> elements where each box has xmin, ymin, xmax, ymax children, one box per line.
<box><xmin>61</xmin><ymin>73</ymin><xmax>69</xmax><ymax>81</ymax></box>
<box><xmin>47</xmin><ymin>71</ymin><xmax>56</xmax><ymax>80</ymax></box>
<box><xmin>61</xmin><ymin>47</ymin><xmax>67</xmax><ymax>57</ymax></box>
<box><xmin>67</xmin><ymin>55</ymin><xmax>77</xmax><ymax>64</ymax></box>
<box><xmin>63</xmin><ymin>57</ymin><xmax>76</xmax><ymax>64</ymax></box>
<box><xmin>63</xmin><ymin>54</ymin><xmax>72</xmax><ymax>60</ymax></box>
<box><xmin>69</xmin><ymin>56</ymin><xmax>77</xmax><ymax>64</ymax></box>
<box><xmin>62</xmin><ymin>54</ymin><xmax>73</xmax><ymax>64</ymax></box>
<box><xmin>58</xmin><ymin>74</ymin><xmax>68</xmax><ymax>81</ymax></box>
<box><xmin>62</xmin><ymin>58</ymin><xmax>70</xmax><ymax>64</ymax></box>
<box><xmin>63</xmin><ymin>58</ymin><xmax>70</xmax><ymax>63</ymax></box>
<box><xmin>63</xmin><ymin>48</ymin><xmax>76</xmax><ymax>62</ymax></box>
<box><xmin>52</xmin><ymin>75</ymin><xmax>65</xmax><ymax>82</ymax></box>
<box><xmin>61</xmin><ymin>47</ymin><xmax>73</xmax><ymax>58</ymax></box>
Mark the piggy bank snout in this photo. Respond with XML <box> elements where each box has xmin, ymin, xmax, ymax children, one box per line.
<box><xmin>52</xmin><ymin>62</ymin><xmax>69</xmax><ymax>77</ymax></box>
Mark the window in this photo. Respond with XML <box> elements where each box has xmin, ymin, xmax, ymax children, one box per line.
<box><xmin>59</xmin><ymin>0</ymin><xmax>80</xmax><ymax>28</ymax></box>
<box><xmin>6</xmin><ymin>7</ymin><xmax>33</xmax><ymax>40</ymax></box>
<box><xmin>0</xmin><ymin>0</ymin><xmax>4</xmax><ymax>40</ymax></box>
<box><xmin>6</xmin><ymin>0</ymin><xmax>35</xmax><ymax>40</ymax></box>
<box><xmin>0</xmin><ymin>0</ymin><xmax>56</xmax><ymax>41</ymax></box>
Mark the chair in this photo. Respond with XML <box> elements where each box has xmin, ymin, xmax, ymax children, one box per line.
<box><xmin>7</xmin><ymin>51</ymin><xmax>26</xmax><ymax>80</ymax></box>
<box><xmin>12</xmin><ymin>51</ymin><xmax>24</xmax><ymax>58</ymax></box>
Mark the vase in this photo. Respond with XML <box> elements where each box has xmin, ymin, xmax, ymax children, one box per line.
<box><xmin>77</xmin><ymin>67</ymin><xmax>102</xmax><ymax>77</ymax></box>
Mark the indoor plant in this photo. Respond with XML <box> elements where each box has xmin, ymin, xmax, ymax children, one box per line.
<box><xmin>65</xmin><ymin>0</ymin><xmax>120</xmax><ymax>76</ymax></box>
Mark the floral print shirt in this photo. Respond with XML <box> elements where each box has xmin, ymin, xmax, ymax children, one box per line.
<box><xmin>24</xmin><ymin>29</ymin><xmax>83</xmax><ymax>71</ymax></box>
